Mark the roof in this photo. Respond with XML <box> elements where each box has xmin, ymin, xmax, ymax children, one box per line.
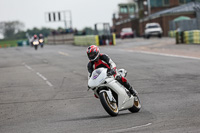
<box><xmin>142</xmin><ymin>2</ymin><xmax>200</xmax><ymax>21</ymax></box>
<box><xmin>173</xmin><ymin>16</ymin><xmax>191</xmax><ymax>22</ymax></box>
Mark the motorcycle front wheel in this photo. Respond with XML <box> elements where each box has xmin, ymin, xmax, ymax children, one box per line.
<box><xmin>99</xmin><ymin>92</ymin><xmax>118</xmax><ymax>116</ymax></box>
<box><xmin>34</xmin><ymin>45</ymin><xmax>38</xmax><ymax>50</ymax></box>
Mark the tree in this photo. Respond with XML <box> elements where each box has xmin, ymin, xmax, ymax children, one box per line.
<box><xmin>0</xmin><ymin>21</ymin><xmax>24</xmax><ymax>39</ymax></box>
<box><xmin>82</xmin><ymin>27</ymin><xmax>94</xmax><ymax>35</ymax></box>
<box><xmin>27</xmin><ymin>27</ymin><xmax>52</xmax><ymax>37</ymax></box>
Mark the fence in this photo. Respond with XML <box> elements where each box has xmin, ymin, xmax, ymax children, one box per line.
<box><xmin>169</xmin><ymin>7</ymin><xmax>200</xmax><ymax>31</ymax></box>
<box><xmin>169</xmin><ymin>19</ymin><xmax>198</xmax><ymax>31</ymax></box>
<box><xmin>0</xmin><ymin>40</ymin><xmax>29</xmax><ymax>48</ymax></box>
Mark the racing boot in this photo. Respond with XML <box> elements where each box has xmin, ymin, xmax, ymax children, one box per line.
<box><xmin>124</xmin><ymin>82</ymin><xmax>137</xmax><ymax>96</ymax></box>
<box><xmin>128</xmin><ymin>86</ymin><xmax>138</xmax><ymax>96</ymax></box>
<box><xmin>116</xmin><ymin>75</ymin><xmax>138</xmax><ymax>96</ymax></box>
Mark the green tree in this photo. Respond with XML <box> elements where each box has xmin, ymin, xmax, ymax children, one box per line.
<box><xmin>27</xmin><ymin>27</ymin><xmax>52</xmax><ymax>37</ymax></box>
<box><xmin>15</xmin><ymin>31</ymin><xmax>27</xmax><ymax>39</ymax></box>
<box><xmin>0</xmin><ymin>21</ymin><xmax>24</xmax><ymax>39</ymax></box>
<box><xmin>83</xmin><ymin>27</ymin><xmax>94</xmax><ymax>35</ymax></box>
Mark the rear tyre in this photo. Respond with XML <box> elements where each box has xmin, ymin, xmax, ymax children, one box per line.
<box><xmin>99</xmin><ymin>92</ymin><xmax>118</xmax><ymax>116</ymax></box>
<box><xmin>128</xmin><ymin>95</ymin><xmax>141</xmax><ymax>113</ymax></box>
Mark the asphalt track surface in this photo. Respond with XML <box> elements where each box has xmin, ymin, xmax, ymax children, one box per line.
<box><xmin>0</xmin><ymin>38</ymin><xmax>200</xmax><ymax>133</ymax></box>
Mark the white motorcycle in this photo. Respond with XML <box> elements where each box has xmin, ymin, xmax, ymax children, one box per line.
<box><xmin>88</xmin><ymin>68</ymin><xmax>141</xmax><ymax>116</ymax></box>
<box><xmin>39</xmin><ymin>39</ymin><xmax>44</xmax><ymax>48</ymax></box>
<box><xmin>33</xmin><ymin>40</ymin><xmax>39</xmax><ymax>50</ymax></box>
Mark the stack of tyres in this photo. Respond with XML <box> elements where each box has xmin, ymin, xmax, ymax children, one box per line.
<box><xmin>193</xmin><ymin>30</ymin><xmax>200</xmax><ymax>44</ymax></box>
<box><xmin>184</xmin><ymin>30</ymin><xmax>200</xmax><ymax>44</ymax></box>
<box><xmin>184</xmin><ymin>31</ymin><xmax>189</xmax><ymax>44</ymax></box>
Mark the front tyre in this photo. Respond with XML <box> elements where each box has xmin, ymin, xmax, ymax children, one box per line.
<box><xmin>99</xmin><ymin>92</ymin><xmax>118</xmax><ymax>116</ymax></box>
<box><xmin>128</xmin><ymin>95</ymin><xmax>141</xmax><ymax>113</ymax></box>
<box><xmin>34</xmin><ymin>45</ymin><xmax>38</xmax><ymax>50</ymax></box>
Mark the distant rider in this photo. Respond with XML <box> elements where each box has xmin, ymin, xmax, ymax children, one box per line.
<box><xmin>87</xmin><ymin>45</ymin><xmax>137</xmax><ymax>96</ymax></box>
<box><xmin>31</xmin><ymin>34</ymin><xmax>38</xmax><ymax>46</ymax></box>
<box><xmin>39</xmin><ymin>34</ymin><xmax>44</xmax><ymax>40</ymax></box>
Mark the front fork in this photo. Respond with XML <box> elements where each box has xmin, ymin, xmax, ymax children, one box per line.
<box><xmin>99</xmin><ymin>89</ymin><xmax>116</xmax><ymax>103</ymax></box>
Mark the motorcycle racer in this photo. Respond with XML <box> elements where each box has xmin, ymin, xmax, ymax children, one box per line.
<box><xmin>31</xmin><ymin>34</ymin><xmax>38</xmax><ymax>46</ymax></box>
<box><xmin>87</xmin><ymin>45</ymin><xmax>137</xmax><ymax>96</ymax></box>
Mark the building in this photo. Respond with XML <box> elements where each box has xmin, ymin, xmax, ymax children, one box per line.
<box><xmin>113</xmin><ymin>0</ymin><xmax>200</xmax><ymax>37</ymax></box>
<box><xmin>112</xmin><ymin>2</ymin><xmax>139</xmax><ymax>37</ymax></box>
<box><xmin>139</xmin><ymin>1</ymin><xmax>200</xmax><ymax>36</ymax></box>
<box><xmin>137</xmin><ymin>0</ymin><xmax>200</xmax><ymax>18</ymax></box>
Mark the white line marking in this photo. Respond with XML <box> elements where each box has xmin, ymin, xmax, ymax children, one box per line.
<box><xmin>23</xmin><ymin>63</ymin><xmax>53</xmax><ymax>87</ymax></box>
<box><xmin>128</xmin><ymin>50</ymin><xmax>200</xmax><ymax>60</ymax></box>
<box><xmin>102</xmin><ymin>123</ymin><xmax>152</xmax><ymax>133</ymax></box>
<box><xmin>23</xmin><ymin>63</ymin><xmax>34</xmax><ymax>71</ymax></box>
<box><xmin>36</xmin><ymin>72</ymin><xmax>47</xmax><ymax>81</ymax></box>
<box><xmin>58</xmin><ymin>51</ymin><xmax>69</xmax><ymax>56</ymax></box>
<box><xmin>46</xmin><ymin>81</ymin><xmax>53</xmax><ymax>87</ymax></box>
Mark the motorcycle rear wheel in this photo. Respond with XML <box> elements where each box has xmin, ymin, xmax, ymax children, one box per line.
<box><xmin>128</xmin><ymin>95</ymin><xmax>141</xmax><ymax>113</ymax></box>
<box><xmin>99</xmin><ymin>92</ymin><xmax>118</xmax><ymax>116</ymax></box>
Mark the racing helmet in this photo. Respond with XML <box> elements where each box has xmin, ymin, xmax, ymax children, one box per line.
<box><xmin>87</xmin><ymin>45</ymin><xmax>100</xmax><ymax>61</ymax></box>
<box><xmin>33</xmin><ymin>34</ymin><xmax>37</xmax><ymax>39</ymax></box>
<box><xmin>39</xmin><ymin>34</ymin><xmax>43</xmax><ymax>37</ymax></box>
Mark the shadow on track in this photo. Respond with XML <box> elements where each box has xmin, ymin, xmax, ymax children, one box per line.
<box><xmin>56</xmin><ymin>112</ymin><xmax>132</xmax><ymax>122</ymax></box>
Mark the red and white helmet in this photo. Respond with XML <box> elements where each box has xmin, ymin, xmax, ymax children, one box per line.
<box><xmin>33</xmin><ymin>34</ymin><xmax>37</xmax><ymax>39</ymax></box>
<box><xmin>87</xmin><ymin>45</ymin><xmax>100</xmax><ymax>61</ymax></box>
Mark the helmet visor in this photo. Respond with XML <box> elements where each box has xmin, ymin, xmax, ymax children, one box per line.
<box><xmin>87</xmin><ymin>52</ymin><xmax>98</xmax><ymax>61</ymax></box>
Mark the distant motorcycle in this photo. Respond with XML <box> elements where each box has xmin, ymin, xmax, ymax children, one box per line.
<box><xmin>88</xmin><ymin>68</ymin><xmax>141</xmax><ymax>116</ymax></box>
<box><xmin>33</xmin><ymin>40</ymin><xmax>39</xmax><ymax>50</ymax></box>
<box><xmin>39</xmin><ymin>38</ymin><xmax>44</xmax><ymax>48</ymax></box>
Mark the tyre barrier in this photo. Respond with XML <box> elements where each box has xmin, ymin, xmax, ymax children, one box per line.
<box><xmin>168</xmin><ymin>31</ymin><xmax>176</xmax><ymax>38</ymax></box>
<box><xmin>74</xmin><ymin>34</ymin><xmax>116</xmax><ymax>46</ymax></box>
<box><xmin>169</xmin><ymin>30</ymin><xmax>200</xmax><ymax>44</ymax></box>
<box><xmin>184</xmin><ymin>30</ymin><xmax>200</xmax><ymax>44</ymax></box>
<box><xmin>74</xmin><ymin>35</ymin><xmax>98</xmax><ymax>46</ymax></box>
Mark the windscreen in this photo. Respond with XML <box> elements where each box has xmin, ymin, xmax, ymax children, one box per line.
<box><xmin>147</xmin><ymin>25</ymin><xmax>159</xmax><ymax>29</ymax></box>
<box><xmin>122</xmin><ymin>28</ymin><xmax>132</xmax><ymax>32</ymax></box>
<box><xmin>92</xmin><ymin>69</ymin><xmax>102</xmax><ymax>79</ymax></box>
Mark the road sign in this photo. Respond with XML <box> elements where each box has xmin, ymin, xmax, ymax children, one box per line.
<box><xmin>45</xmin><ymin>10</ymin><xmax>72</xmax><ymax>29</ymax></box>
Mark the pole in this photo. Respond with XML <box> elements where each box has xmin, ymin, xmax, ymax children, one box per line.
<box><xmin>69</xmin><ymin>10</ymin><xmax>72</xmax><ymax>29</ymax></box>
<box><xmin>147</xmin><ymin>0</ymin><xmax>151</xmax><ymax>15</ymax></box>
<box><xmin>64</xmin><ymin>11</ymin><xmax>67</xmax><ymax>29</ymax></box>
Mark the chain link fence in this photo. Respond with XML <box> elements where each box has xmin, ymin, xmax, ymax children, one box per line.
<box><xmin>169</xmin><ymin>6</ymin><xmax>200</xmax><ymax>31</ymax></box>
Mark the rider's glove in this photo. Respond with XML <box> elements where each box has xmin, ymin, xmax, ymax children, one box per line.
<box><xmin>107</xmin><ymin>69</ymin><xmax>116</xmax><ymax>76</ymax></box>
